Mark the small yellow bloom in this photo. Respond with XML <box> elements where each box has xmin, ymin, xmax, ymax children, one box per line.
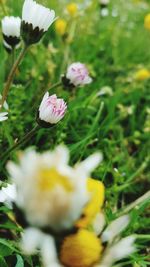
<box><xmin>60</xmin><ymin>229</ymin><xmax>103</xmax><ymax>267</ymax></box>
<box><xmin>55</xmin><ymin>19</ymin><xmax>67</xmax><ymax>36</ymax></box>
<box><xmin>135</xmin><ymin>69</ymin><xmax>150</xmax><ymax>81</ymax></box>
<box><xmin>66</xmin><ymin>3</ymin><xmax>78</xmax><ymax>17</ymax></box>
<box><xmin>76</xmin><ymin>178</ymin><xmax>105</xmax><ymax>228</ymax></box>
<box><xmin>144</xmin><ymin>14</ymin><xmax>150</xmax><ymax>30</ymax></box>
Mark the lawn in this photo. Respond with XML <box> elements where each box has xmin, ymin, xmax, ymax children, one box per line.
<box><xmin>0</xmin><ymin>0</ymin><xmax>149</xmax><ymax>267</ymax></box>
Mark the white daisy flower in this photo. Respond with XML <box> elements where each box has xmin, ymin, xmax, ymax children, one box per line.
<box><xmin>1</xmin><ymin>16</ymin><xmax>21</xmax><ymax>49</ymax></box>
<box><xmin>7</xmin><ymin>145</ymin><xmax>102</xmax><ymax>232</ymax></box>
<box><xmin>38</xmin><ymin>93</ymin><xmax>67</xmax><ymax>127</ymax></box>
<box><xmin>21</xmin><ymin>0</ymin><xmax>56</xmax><ymax>44</ymax></box>
<box><xmin>63</xmin><ymin>62</ymin><xmax>92</xmax><ymax>88</ymax></box>
<box><xmin>0</xmin><ymin>112</ymin><xmax>8</xmax><ymax>122</ymax></box>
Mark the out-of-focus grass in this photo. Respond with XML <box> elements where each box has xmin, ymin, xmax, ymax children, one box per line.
<box><xmin>0</xmin><ymin>0</ymin><xmax>150</xmax><ymax>266</ymax></box>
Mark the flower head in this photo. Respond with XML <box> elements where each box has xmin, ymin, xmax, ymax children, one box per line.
<box><xmin>63</xmin><ymin>62</ymin><xmax>92</xmax><ymax>88</ymax></box>
<box><xmin>66</xmin><ymin>3</ymin><xmax>78</xmax><ymax>17</ymax></box>
<box><xmin>60</xmin><ymin>229</ymin><xmax>103</xmax><ymax>267</ymax></box>
<box><xmin>55</xmin><ymin>19</ymin><xmax>67</xmax><ymax>36</ymax></box>
<box><xmin>7</xmin><ymin>145</ymin><xmax>102</xmax><ymax>232</ymax></box>
<box><xmin>135</xmin><ymin>68</ymin><xmax>150</xmax><ymax>81</ymax></box>
<box><xmin>1</xmin><ymin>16</ymin><xmax>21</xmax><ymax>49</ymax></box>
<box><xmin>144</xmin><ymin>13</ymin><xmax>150</xmax><ymax>30</ymax></box>
<box><xmin>37</xmin><ymin>92</ymin><xmax>67</xmax><ymax>127</ymax></box>
<box><xmin>21</xmin><ymin>0</ymin><xmax>56</xmax><ymax>44</ymax></box>
<box><xmin>60</xmin><ymin>214</ymin><xmax>136</xmax><ymax>267</ymax></box>
<box><xmin>0</xmin><ymin>112</ymin><xmax>8</xmax><ymax>122</ymax></box>
<box><xmin>76</xmin><ymin>178</ymin><xmax>105</xmax><ymax>228</ymax></box>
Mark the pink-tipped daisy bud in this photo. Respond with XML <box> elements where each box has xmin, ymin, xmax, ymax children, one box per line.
<box><xmin>62</xmin><ymin>62</ymin><xmax>92</xmax><ymax>88</ymax></box>
<box><xmin>2</xmin><ymin>16</ymin><xmax>21</xmax><ymax>50</ymax></box>
<box><xmin>21</xmin><ymin>0</ymin><xmax>56</xmax><ymax>45</ymax></box>
<box><xmin>37</xmin><ymin>92</ymin><xmax>67</xmax><ymax>128</ymax></box>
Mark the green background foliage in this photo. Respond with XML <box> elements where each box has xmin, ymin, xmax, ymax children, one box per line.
<box><xmin>0</xmin><ymin>0</ymin><xmax>150</xmax><ymax>266</ymax></box>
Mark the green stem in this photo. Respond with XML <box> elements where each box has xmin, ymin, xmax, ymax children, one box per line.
<box><xmin>0</xmin><ymin>0</ymin><xmax>7</xmax><ymax>15</ymax></box>
<box><xmin>48</xmin><ymin>81</ymin><xmax>62</xmax><ymax>92</ymax></box>
<box><xmin>118</xmin><ymin>190</ymin><xmax>150</xmax><ymax>216</ymax></box>
<box><xmin>0</xmin><ymin>44</ymin><xmax>28</xmax><ymax>109</ymax></box>
<box><xmin>0</xmin><ymin>124</ymin><xmax>40</xmax><ymax>163</ymax></box>
<box><xmin>11</xmin><ymin>48</ymin><xmax>15</xmax><ymax>67</ymax></box>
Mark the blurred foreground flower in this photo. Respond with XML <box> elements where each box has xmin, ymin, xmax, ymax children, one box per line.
<box><xmin>62</xmin><ymin>62</ymin><xmax>92</xmax><ymax>88</ymax></box>
<box><xmin>144</xmin><ymin>13</ymin><xmax>150</xmax><ymax>30</ymax></box>
<box><xmin>55</xmin><ymin>19</ymin><xmax>67</xmax><ymax>36</ymax></box>
<box><xmin>6</xmin><ymin>146</ymin><xmax>102</xmax><ymax>266</ymax></box>
<box><xmin>60</xmin><ymin>215</ymin><xmax>135</xmax><ymax>267</ymax></box>
<box><xmin>1</xmin><ymin>16</ymin><xmax>21</xmax><ymax>51</ymax></box>
<box><xmin>0</xmin><ymin>112</ymin><xmax>8</xmax><ymax>122</ymax></box>
<box><xmin>21</xmin><ymin>0</ymin><xmax>56</xmax><ymax>45</ymax></box>
<box><xmin>37</xmin><ymin>92</ymin><xmax>67</xmax><ymax>127</ymax></box>
<box><xmin>1</xmin><ymin>145</ymin><xmax>137</xmax><ymax>266</ymax></box>
<box><xmin>135</xmin><ymin>68</ymin><xmax>150</xmax><ymax>81</ymax></box>
<box><xmin>66</xmin><ymin>3</ymin><xmax>78</xmax><ymax>17</ymax></box>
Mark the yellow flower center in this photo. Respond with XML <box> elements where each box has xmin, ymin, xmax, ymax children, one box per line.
<box><xmin>144</xmin><ymin>14</ymin><xmax>150</xmax><ymax>30</ymax></box>
<box><xmin>60</xmin><ymin>229</ymin><xmax>103</xmax><ymax>267</ymax></box>
<box><xmin>55</xmin><ymin>19</ymin><xmax>67</xmax><ymax>36</ymax></box>
<box><xmin>37</xmin><ymin>168</ymin><xmax>73</xmax><ymax>192</ymax></box>
<box><xmin>135</xmin><ymin>69</ymin><xmax>150</xmax><ymax>81</ymax></box>
<box><xmin>76</xmin><ymin>178</ymin><xmax>105</xmax><ymax>228</ymax></box>
<box><xmin>66</xmin><ymin>3</ymin><xmax>78</xmax><ymax>17</ymax></box>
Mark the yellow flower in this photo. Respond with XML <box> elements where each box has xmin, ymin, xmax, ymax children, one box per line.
<box><xmin>60</xmin><ymin>229</ymin><xmax>103</xmax><ymax>267</ymax></box>
<box><xmin>144</xmin><ymin>14</ymin><xmax>150</xmax><ymax>30</ymax></box>
<box><xmin>66</xmin><ymin>3</ymin><xmax>78</xmax><ymax>17</ymax></box>
<box><xmin>55</xmin><ymin>19</ymin><xmax>67</xmax><ymax>36</ymax></box>
<box><xmin>76</xmin><ymin>178</ymin><xmax>105</xmax><ymax>228</ymax></box>
<box><xmin>135</xmin><ymin>69</ymin><xmax>150</xmax><ymax>81</ymax></box>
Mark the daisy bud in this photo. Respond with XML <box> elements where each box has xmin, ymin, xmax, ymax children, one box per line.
<box><xmin>1</xmin><ymin>16</ymin><xmax>21</xmax><ymax>50</ymax></box>
<box><xmin>21</xmin><ymin>0</ymin><xmax>56</xmax><ymax>45</ymax></box>
<box><xmin>37</xmin><ymin>92</ymin><xmax>67</xmax><ymax>128</ymax></box>
<box><xmin>62</xmin><ymin>62</ymin><xmax>92</xmax><ymax>88</ymax></box>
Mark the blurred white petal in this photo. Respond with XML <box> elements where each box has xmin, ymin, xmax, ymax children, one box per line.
<box><xmin>102</xmin><ymin>215</ymin><xmax>130</xmax><ymax>242</ymax></box>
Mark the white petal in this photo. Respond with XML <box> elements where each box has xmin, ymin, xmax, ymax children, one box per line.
<box><xmin>76</xmin><ymin>152</ymin><xmax>103</xmax><ymax>174</ymax></box>
<box><xmin>21</xmin><ymin>227</ymin><xmax>43</xmax><ymax>255</ymax></box>
<box><xmin>92</xmin><ymin>212</ymin><xmax>105</xmax><ymax>235</ymax></box>
<box><xmin>41</xmin><ymin>235</ymin><xmax>61</xmax><ymax>267</ymax></box>
<box><xmin>99</xmin><ymin>235</ymin><xmax>136</xmax><ymax>267</ymax></box>
<box><xmin>102</xmin><ymin>215</ymin><xmax>130</xmax><ymax>242</ymax></box>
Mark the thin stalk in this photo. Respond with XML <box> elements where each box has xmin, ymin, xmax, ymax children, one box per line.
<box><xmin>0</xmin><ymin>0</ymin><xmax>7</xmax><ymax>15</ymax></box>
<box><xmin>0</xmin><ymin>124</ymin><xmax>40</xmax><ymax>163</ymax></box>
<box><xmin>0</xmin><ymin>44</ymin><xmax>28</xmax><ymax>109</ymax></box>
<box><xmin>118</xmin><ymin>190</ymin><xmax>150</xmax><ymax>216</ymax></box>
<box><xmin>48</xmin><ymin>81</ymin><xmax>62</xmax><ymax>92</ymax></box>
<box><xmin>11</xmin><ymin>48</ymin><xmax>15</xmax><ymax>67</ymax></box>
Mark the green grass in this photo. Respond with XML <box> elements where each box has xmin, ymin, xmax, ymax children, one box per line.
<box><xmin>0</xmin><ymin>0</ymin><xmax>150</xmax><ymax>266</ymax></box>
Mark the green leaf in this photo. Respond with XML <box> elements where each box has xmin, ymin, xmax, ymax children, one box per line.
<box><xmin>15</xmin><ymin>255</ymin><xmax>24</xmax><ymax>267</ymax></box>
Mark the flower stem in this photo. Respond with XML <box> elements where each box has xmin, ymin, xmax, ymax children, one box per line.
<box><xmin>11</xmin><ymin>48</ymin><xmax>15</xmax><ymax>67</ymax></box>
<box><xmin>48</xmin><ymin>81</ymin><xmax>62</xmax><ymax>92</ymax></box>
<box><xmin>0</xmin><ymin>124</ymin><xmax>40</xmax><ymax>163</ymax></box>
<box><xmin>0</xmin><ymin>44</ymin><xmax>28</xmax><ymax>109</ymax></box>
<box><xmin>0</xmin><ymin>0</ymin><xmax>7</xmax><ymax>15</ymax></box>
<box><xmin>118</xmin><ymin>190</ymin><xmax>150</xmax><ymax>216</ymax></box>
